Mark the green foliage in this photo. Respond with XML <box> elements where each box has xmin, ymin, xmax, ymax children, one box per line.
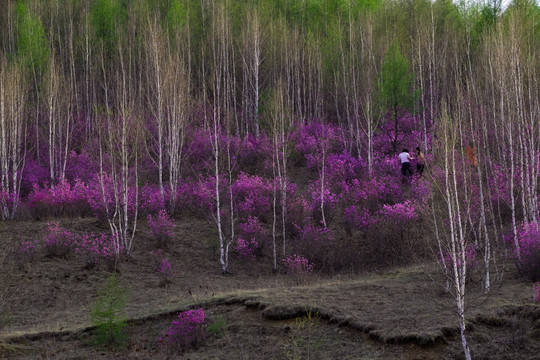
<box><xmin>321</xmin><ymin>18</ymin><xmax>342</xmax><ymax>76</ymax></box>
<box><xmin>207</xmin><ymin>315</ymin><xmax>227</xmax><ymax>338</ymax></box>
<box><xmin>90</xmin><ymin>0</ymin><xmax>126</xmax><ymax>54</ymax></box>
<box><xmin>376</xmin><ymin>41</ymin><xmax>418</xmax><ymax>115</ymax></box>
<box><xmin>168</xmin><ymin>0</ymin><xmax>188</xmax><ymax>32</ymax></box>
<box><xmin>90</xmin><ymin>275</ymin><xmax>129</xmax><ymax>349</ymax></box>
<box><xmin>15</xmin><ymin>0</ymin><xmax>49</xmax><ymax>76</ymax></box>
<box><xmin>505</xmin><ymin>0</ymin><xmax>540</xmax><ymax>40</ymax></box>
<box><xmin>433</xmin><ymin>0</ymin><xmax>462</xmax><ymax>34</ymax></box>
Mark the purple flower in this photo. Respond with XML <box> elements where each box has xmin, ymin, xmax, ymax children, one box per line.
<box><xmin>158</xmin><ymin>309</ymin><xmax>206</xmax><ymax>353</ymax></box>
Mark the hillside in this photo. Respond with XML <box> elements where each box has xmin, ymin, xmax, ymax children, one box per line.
<box><xmin>0</xmin><ymin>219</ymin><xmax>539</xmax><ymax>359</ymax></box>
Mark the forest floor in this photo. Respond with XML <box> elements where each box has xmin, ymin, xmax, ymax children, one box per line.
<box><xmin>0</xmin><ymin>218</ymin><xmax>539</xmax><ymax>360</ymax></box>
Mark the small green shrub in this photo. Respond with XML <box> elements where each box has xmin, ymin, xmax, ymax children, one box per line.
<box><xmin>90</xmin><ymin>275</ymin><xmax>128</xmax><ymax>348</ymax></box>
<box><xmin>207</xmin><ymin>316</ymin><xmax>227</xmax><ymax>338</ymax></box>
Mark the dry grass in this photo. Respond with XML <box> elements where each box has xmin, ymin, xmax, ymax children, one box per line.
<box><xmin>0</xmin><ymin>218</ymin><xmax>539</xmax><ymax>359</ymax></box>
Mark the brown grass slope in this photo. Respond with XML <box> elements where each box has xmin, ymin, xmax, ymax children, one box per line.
<box><xmin>0</xmin><ymin>219</ymin><xmax>539</xmax><ymax>359</ymax></box>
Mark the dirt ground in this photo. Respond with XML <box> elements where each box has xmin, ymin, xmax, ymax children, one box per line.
<box><xmin>0</xmin><ymin>218</ymin><xmax>539</xmax><ymax>359</ymax></box>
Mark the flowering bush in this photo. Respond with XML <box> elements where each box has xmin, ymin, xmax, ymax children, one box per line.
<box><xmin>308</xmin><ymin>181</ymin><xmax>340</xmax><ymax>225</ymax></box>
<box><xmin>235</xmin><ymin>216</ymin><xmax>266</xmax><ymax>257</ymax></box>
<box><xmin>283</xmin><ymin>254</ymin><xmax>314</xmax><ymax>275</ymax></box>
<box><xmin>20</xmin><ymin>159</ymin><xmax>48</xmax><ymax>195</ymax></box>
<box><xmin>185</xmin><ymin>177</ymin><xmax>224</xmax><ymax>216</ymax></box>
<box><xmin>344</xmin><ymin>206</ymin><xmax>375</xmax><ymax>233</ymax></box>
<box><xmin>291</xmin><ymin>122</ymin><xmax>344</xmax><ymax>168</ymax></box>
<box><xmin>232</xmin><ymin>173</ymin><xmax>272</xmax><ymax>220</ymax></box>
<box><xmin>36</xmin><ymin>223</ymin><xmax>119</xmax><ymax>269</ymax></box>
<box><xmin>151</xmin><ymin>249</ymin><xmax>176</xmax><ymax>285</ymax></box>
<box><xmin>15</xmin><ymin>239</ymin><xmax>38</xmax><ymax>269</ymax></box>
<box><xmin>294</xmin><ymin>223</ymin><xmax>333</xmax><ymax>244</ymax></box>
<box><xmin>158</xmin><ymin>309</ymin><xmax>206</xmax><ymax>353</ymax></box>
<box><xmin>236</xmin><ymin>134</ymin><xmax>273</xmax><ymax>174</ymax></box>
<box><xmin>148</xmin><ymin>210</ymin><xmax>175</xmax><ymax>248</ymax></box>
<box><xmin>86</xmin><ymin>173</ymin><xmax>139</xmax><ymax>221</ymax></box>
<box><xmin>324</xmin><ymin>152</ymin><xmax>363</xmax><ymax>188</ymax></box>
<box><xmin>378</xmin><ymin>200</ymin><xmax>418</xmax><ymax>226</ymax></box>
<box><xmin>139</xmin><ymin>184</ymin><xmax>166</xmax><ymax>216</ymax></box>
<box><xmin>291</xmin><ymin>223</ymin><xmax>333</xmax><ymax>269</ymax></box>
<box><xmin>27</xmin><ymin>179</ymin><xmax>92</xmax><ymax>218</ymax></box>
<box><xmin>235</xmin><ymin>238</ymin><xmax>258</xmax><ymax>258</ymax></box>
<box><xmin>159</xmin><ymin>258</ymin><xmax>174</xmax><ymax>279</ymax></box>
<box><xmin>64</xmin><ymin>150</ymin><xmax>99</xmax><ymax>183</ymax></box>
<box><xmin>43</xmin><ymin>222</ymin><xmax>77</xmax><ymax>258</ymax></box>
<box><xmin>507</xmin><ymin>221</ymin><xmax>540</xmax><ymax>281</ymax></box>
<box><xmin>76</xmin><ymin>233</ymin><xmax>117</xmax><ymax>270</ymax></box>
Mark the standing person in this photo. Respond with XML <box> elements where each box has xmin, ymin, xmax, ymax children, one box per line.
<box><xmin>415</xmin><ymin>147</ymin><xmax>425</xmax><ymax>176</ymax></box>
<box><xmin>398</xmin><ymin>149</ymin><xmax>414</xmax><ymax>178</ymax></box>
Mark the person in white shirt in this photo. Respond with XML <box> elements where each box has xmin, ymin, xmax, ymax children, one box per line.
<box><xmin>398</xmin><ymin>149</ymin><xmax>414</xmax><ymax>177</ymax></box>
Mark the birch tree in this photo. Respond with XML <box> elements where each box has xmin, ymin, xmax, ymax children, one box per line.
<box><xmin>0</xmin><ymin>59</ymin><xmax>27</xmax><ymax>220</ymax></box>
<box><xmin>207</xmin><ymin>1</ymin><xmax>236</xmax><ymax>273</ymax></box>
<box><xmin>241</xmin><ymin>6</ymin><xmax>264</xmax><ymax>137</ymax></box>
<box><xmin>43</xmin><ymin>56</ymin><xmax>71</xmax><ymax>182</ymax></box>
<box><xmin>433</xmin><ymin>109</ymin><xmax>472</xmax><ymax>360</ymax></box>
<box><xmin>145</xmin><ymin>17</ymin><xmax>167</xmax><ymax>198</ymax></box>
<box><xmin>96</xmin><ymin>37</ymin><xmax>140</xmax><ymax>259</ymax></box>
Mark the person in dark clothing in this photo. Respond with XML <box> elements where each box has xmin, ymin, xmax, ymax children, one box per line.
<box><xmin>415</xmin><ymin>147</ymin><xmax>425</xmax><ymax>175</ymax></box>
<box><xmin>398</xmin><ymin>149</ymin><xmax>414</xmax><ymax>177</ymax></box>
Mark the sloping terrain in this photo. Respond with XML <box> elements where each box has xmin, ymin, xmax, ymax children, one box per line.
<box><xmin>0</xmin><ymin>219</ymin><xmax>539</xmax><ymax>359</ymax></box>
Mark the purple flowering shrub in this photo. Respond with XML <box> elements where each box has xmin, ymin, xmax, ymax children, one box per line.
<box><xmin>148</xmin><ymin>210</ymin><xmax>175</xmax><ymax>248</ymax></box>
<box><xmin>343</xmin><ymin>206</ymin><xmax>375</xmax><ymax>234</ymax></box>
<box><xmin>291</xmin><ymin>223</ymin><xmax>334</xmax><ymax>270</ymax></box>
<box><xmin>487</xmin><ymin>163</ymin><xmax>511</xmax><ymax>206</ymax></box>
<box><xmin>43</xmin><ymin>222</ymin><xmax>78</xmax><ymax>258</ymax></box>
<box><xmin>285</xmin><ymin>185</ymin><xmax>310</xmax><ymax>234</ymax></box>
<box><xmin>307</xmin><ymin>180</ymin><xmax>340</xmax><ymax>226</ymax></box>
<box><xmin>185</xmin><ymin>128</ymin><xmax>222</xmax><ymax>175</ymax></box>
<box><xmin>20</xmin><ymin>159</ymin><xmax>48</xmax><ymax>195</ymax></box>
<box><xmin>151</xmin><ymin>249</ymin><xmax>176</xmax><ymax>285</ymax></box>
<box><xmin>235</xmin><ymin>216</ymin><xmax>265</xmax><ymax>258</ymax></box>
<box><xmin>232</xmin><ymin>173</ymin><xmax>272</xmax><ymax>221</ymax></box>
<box><xmin>15</xmin><ymin>239</ymin><xmax>38</xmax><ymax>269</ymax></box>
<box><xmin>236</xmin><ymin>134</ymin><xmax>273</xmax><ymax>174</ymax></box>
<box><xmin>158</xmin><ymin>309</ymin><xmax>206</xmax><ymax>353</ymax></box>
<box><xmin>378</xmin><ymin>200</ymin><xmax>418</xmax><ymax>226</ymax></box>
<box><xmin>34</xmin><ymin>223</ymin><xmax>118</xmax><ymax>270</ymax></box>
<box><xmin>372</xmin><ymin>112</ymin><xmax>429</xmax><ymax>156</ymax></box>
<box><xmin>76</xmin><ymin>233</ymin><xmax>118</xmax><ymax>270</ymax></box>
<box><xmin>86</xmin><ymin>173</ymin><xmax>141</xmax><ymax>220</ymax></box>
<box><xmin>507</xmin><ymin>221</ymin><xmax>540</xmax><ymax>281</ymax></box>
<box><xmin>235</xmin><ymin>238</ymin><xmax>258</xmax><ymax>259</ymax></box>
<box><xmin>64</xmin><ymin>150</ymin><xmax>99</xmax><ymax>184</ymax></box>
<box><xmin>181</xmin><ymin>177</ymin><xmax>225</xmax><ymax>216</ymax></box>
<box><xmin>139</xmin><ymin>184</ymin><xmax>166</xmax><ymax>216</ymax></box>
<box><xmin>324</xmin><ymin>152</ymin><xmax>363</xmax><ymax>190</ymax></box>
<box><xmin>291</xmin><ymin>122</ymin><xmax>344</xmax><ymax>168</ymax></box>
<box><xmin>27</xmin><ymin>179</ymin><xmax>92</xmax><ymax>218</ymax></box>
<box><xmin>283</xmin><ymin>254</ymin><xmax>314</xmax><ymax>275</ymax></box>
